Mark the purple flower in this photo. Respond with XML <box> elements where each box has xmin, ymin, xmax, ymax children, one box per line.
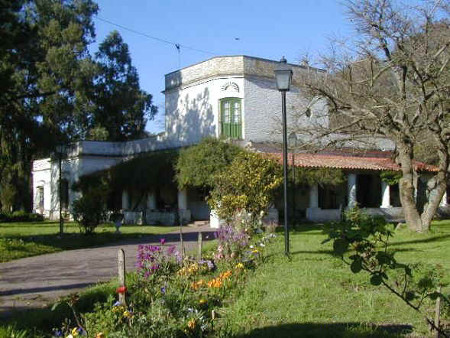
<box><xmin>160</xmin><ymin>238</ymin><xmax>166</xmax><ymax>245</ymax></box>
<box><xmin>161</xmin><ymin>286</ymin><xmax>166</xmax><ymax>294</ymax></box>
<box><xmin>166</xmin><ymin>245</ymin><xmax>177</xmax><ymax>255</ymax></box>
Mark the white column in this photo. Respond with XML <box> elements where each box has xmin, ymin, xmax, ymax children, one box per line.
<box><xmin>381</xmin><ymin>181</ymin><xmax>391</xmax><ymax>208</ymax></box>
<box><xmin>147</xmin><ymin>192</ymin><xmax>156</xmax><ymax>210</ymax></box>
<box><xmin>121</xmin><ymin>190</ymin><xmax>129</xmax><ymax>210</ymax></box>
<box><xmin>177</xmin><ymin>189</ymin><xmax>187</xmax><ymax>210</ymax></box>
<box><xmin>210</xmin><ymin>210</ymin><xmax>221</xmax><ymax>229</ymax></box>
<box><xmin>441</xmin><ymin>190</ymin><xmax>449</xmax><ymax>207</ymax></box>
<box><xmin>309</xmin><ymin>184</ymin><xmax>319</xmax><ymax>208</ymax></box>
<box><xmin>347</xmin><ymin>173</ymin><xmax>357</xmax><ymax>208</ymax></box>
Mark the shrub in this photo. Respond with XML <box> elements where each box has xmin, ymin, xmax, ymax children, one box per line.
<box><xmin>0</xmin><ymin>211</ymin><xmax>44</xmax><ymax>222</ymax></box>
<box><xmin>208</xmin><ymin>151</ymin><xmax>282</xmax><ymax>223</ymax></box>
<box><xmin>72</xmin><ymin>186</ymin><xmax>107</xmax><ymax>235</ymax></box>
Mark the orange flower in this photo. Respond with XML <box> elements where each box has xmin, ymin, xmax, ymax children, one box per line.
<box><xmin>207</xmin><ymin>278</ymin><xmax>222</xmax><ymax>288</ymax></box>
<box><xmin>219</xmin><ymin>270</ymin><xmax>232</xmax><ymax>279</ymax></box>
<box><xmin>187</xmin><ymin>318</ymin><xmax>196</xmax><ymax>330</ymax></box>
<box><xmin>191</xmin><ymin>279</ymin><xmax>205</xmax><ymax>290</ymax></box>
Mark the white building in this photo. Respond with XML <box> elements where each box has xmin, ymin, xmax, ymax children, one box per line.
<box><xmin>32</xmin><ymin>56</ymin><xmax>449</xmax><ymax>226</ymax></box>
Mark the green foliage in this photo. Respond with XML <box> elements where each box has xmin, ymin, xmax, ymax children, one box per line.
<box><xmin>324</xmin><ymin>207</ymin><xmax>449</xmax><ymax>335</ymax></box>
<box><xmin>88</xmin><ymin>31</ymin><xmax>157</xmax><ymax>141</ymax></box>
<box><xmin>0</xmin><ymin>0</ymin><xmax>99</xmax><ymax>211</ymax></box>
<box><xmin>380</xmin><ymin>170</ymin><xmax>402</xmax><ymax>186</ymax></box>
<box><xmin>72</xmin><ymin>180</ymin><xmax>108</xmax><ymax>234</ymax></box>
<box><xmin>0</xmin><ymin>211</ymin><xmax>44</xmax><ymax>222</ymax></box>
<box><xmin>76</xmin><ymin>150</ymin><xmax>178</xmax><ymax>200</ymax></box>
<box><xmin>176</xmin><ymin>138</ymin><xmax>243</xmax><ymax>189</ymax></box>
<box><xmin>208</xmin><ymin>151</ymin><xmax>282</xmax><ymax>222</ymax></box>
<box><xmin>292</xmin><ymin>167</ymin><xmax>346</xmax><ymax>187</ymax></box>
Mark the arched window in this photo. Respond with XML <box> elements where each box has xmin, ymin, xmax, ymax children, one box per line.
<box><xmin>220</xmin><ymin>98</ymin><xmax>242</xmax><ymax>139</ymax></box>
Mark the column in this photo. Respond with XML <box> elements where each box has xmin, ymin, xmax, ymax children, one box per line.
<box><xmin>309</xmin><ymin>184</ymin><xmax>319</xmax><ymax>208</ymax></box>
<box><xmin>306</xmin><ymin>184</ymin><xmax>319</xmax><ymax>221</ymax></box>
<box><xmin>177</xmin><ymin>189</ymin><xmax>190</xmax><ymax>224</ymax></box>
<box><xmin>381</xmin><ymin>181</ymin><xmax>391</xmax><ymax>208</ymax></box>
<box><xmin>347</xmin><ymin>173</ymin><xmax>357</xmax><ymax>208</ymax></box>
<box><xmin>121</xmin><ymin>190</ymin><xmax>129</xmax><ymax>210</ymax></box>
<box><xmin>146</xmin><ymin>192</ymin><xmax>156</xmax><ymax>210</ymax></box>
<box><xmin>177</xmin><ymin>189</ymin><xmax>187</xmax><ymax>210</ymax></box>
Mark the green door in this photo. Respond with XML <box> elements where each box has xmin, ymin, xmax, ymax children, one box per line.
<box><xmin>221</xmin><ymin>98</ymin><xmax>242</xmax><ymax>139</ymax></box>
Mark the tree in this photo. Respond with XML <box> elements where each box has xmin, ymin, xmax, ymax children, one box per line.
<box><xmin>208</xmin><ymin>151</ymin><xmax>282</xmax><ymax>223</ymax></box>
<box><xmin>175</xmin><ymin>138</ymin><xmax>243</xmax><ymax>190</ymax></box>
<box><xmin>88</xmin><ymin>31</ymin><xmax>157</xmax><ymax>141</ymax></box>
<box><xmin>297</xmin><ymin>0</ymin><xmax>450</xmax><ymax>232</ymax></box>
<box><xmin>0</xmin><ymin>0</ymin><xmax>98</xmax><ymax>211</ymax></box>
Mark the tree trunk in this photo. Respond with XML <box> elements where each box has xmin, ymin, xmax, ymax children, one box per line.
<box><xmin>397</xmin><ymin>142</ymin><xmax>424</xmax><ymax>232</ymax></box>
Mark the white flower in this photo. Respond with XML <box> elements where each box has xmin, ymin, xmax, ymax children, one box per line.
<box><xmin>249</xmin><ymin>245</ymin><xmax>254</xmax><ymax>249</ymax></box>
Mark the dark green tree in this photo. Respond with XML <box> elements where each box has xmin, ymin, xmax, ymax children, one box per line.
<box><xmin>0</xmin><ymin>0</ymin><xmax>98</xmax><ymax>211</ymax></box>
<box><xmin>88</xmin><ymin>31</ymin><xmax>157</xmax><ymax>141</ymax></box>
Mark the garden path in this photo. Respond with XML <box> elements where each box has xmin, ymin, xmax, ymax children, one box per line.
<box><xmin>0</xmin><ymin>224</ymin><xmax>215</xmax><ymax>318</ymax></box>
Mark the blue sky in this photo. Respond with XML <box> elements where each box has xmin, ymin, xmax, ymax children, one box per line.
<box><xmin>92</xmin><ymin>0</ymin><xmax>354</xmax><ymax>133</ymax></box>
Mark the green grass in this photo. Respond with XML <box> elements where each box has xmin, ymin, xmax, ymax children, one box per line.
<box><xmin>2</xmin><ymin>221</ymin><xmax>450</xmax><ymax>337</ymax></box>
<box><xmin>221</xmin><ymin>220</ymin><xmax>450</xmax><ymax>337</ymax></box>
<box><xmin>0</xmin><ymin>221</ymin><xmax>178</xmax><ymax>262</ymax></box>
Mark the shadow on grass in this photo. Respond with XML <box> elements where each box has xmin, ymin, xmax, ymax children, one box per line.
<box><xmin>390</xmin><ymin>234</ymin><xmax>450</xmax><ymax>247</ymax></box>
<box><xmin>0</xmin><ymin>281</ymin><xmax>115</xmax><ymax>331</ymax></box>
<box><xmin>235</xmin><ymin>322</ymin><xmax>414</xmax><ymax>338</ymax></box>
<box><xmin>3</xmin><ymin>230</ymin><xmax>216</xmax><ymax>252</ymax></box>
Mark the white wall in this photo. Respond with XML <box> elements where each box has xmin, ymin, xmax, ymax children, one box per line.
<box><xmin>164</xmin><ymin>76</ymin><xmax>245</xmax><ymax>145</ymax></box>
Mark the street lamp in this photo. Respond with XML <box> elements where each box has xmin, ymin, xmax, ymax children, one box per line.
<box><xmin>289</xmin><ymin>132</ymin><xmax>297</xmax><ymax>228</ymax></box>
<box><xmin>274</xmin><ymin>57</ymin><xmax>293</xmax><ymax>255</ymax></box>
<box><xmin>56</xmin><ymin>144</ymin><xmax>66</xmax><ymax>236</ymax></box>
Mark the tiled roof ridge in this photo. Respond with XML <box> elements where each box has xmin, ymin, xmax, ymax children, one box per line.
<box><xmin>262</xmin><ymin>151</ymin><xmax>438</xmax><ymax>173</ymax></box>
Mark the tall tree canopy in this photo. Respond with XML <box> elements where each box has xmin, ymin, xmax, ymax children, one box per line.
<box><xmin>0</xmin><ymin>0</ymin><xmax>98</xmax><ymax>211</ymax></box>
<box><xmin>0</xmin><ymin>1</ymin><xmax>157</xmax><ymax>211</ymax></box>
<box><xmin>87</xmin><ymin>31</ymin><xmax>157</xmax><ymax>141</ymax></box>
<box><xmin>297</xmin><ymin>0</ymin><xmax>450</xmax><ymax>232</ymax></box>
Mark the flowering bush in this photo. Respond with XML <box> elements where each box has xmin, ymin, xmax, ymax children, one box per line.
<box><xmin>136</xmin><ymin>242</ymin><xmax>181</xmax><ymax>280</ymax></box>
<box><xmin>214</xmin><ymin>224</ymin><xmax>249</xmax><ymax>261</ymax></box>
<box><xmin>55</xmin><ymin>232</ymin><xmax>277</xmax><ymax>338</ymax></box>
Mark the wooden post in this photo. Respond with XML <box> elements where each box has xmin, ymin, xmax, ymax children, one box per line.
<box><xmin>118</xmin><ymin>249</ymin><xmax>126</xmax><ymax>305</ymax></box>
<box><xmin>434</xmin><ymin>286</ymin><xmax>441</xmax><ymax>338</ymax></box>
<box><xmin>197</xmin><ymin>232</ymin><xmax>203</xmax><ymax>261</ymax></box>
<box><xmin>179</xmin><ymin>222</ymin><xmax>185</xmax><ymax>260</ymax></box>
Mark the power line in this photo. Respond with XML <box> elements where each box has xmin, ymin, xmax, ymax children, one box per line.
<box><xmin>95</xmin><ymin>16</ymin><xmax>217</xmax><ymax>56</ymax></box>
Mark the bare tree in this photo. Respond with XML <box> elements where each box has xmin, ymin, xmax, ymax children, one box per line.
<box><xmin>295</xmin><ymin>0</ymin><xmax>450</xmax><ymax>232</ymax></box>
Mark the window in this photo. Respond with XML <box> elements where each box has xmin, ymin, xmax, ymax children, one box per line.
<box><xmin>37</xmin><ymin>186</ymin><xmax>44</xmax><ymax>210</ymax></box>
<box><xmin>220</xmin><ymin>98</ymin><xmax>242</xmax><ymax>139</ymax></box>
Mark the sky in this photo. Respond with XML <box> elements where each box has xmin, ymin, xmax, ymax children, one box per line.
<box><xmin>91</xmin><ymin>0</ymin><xmax>355</xmax><ymax>133</ymax></box>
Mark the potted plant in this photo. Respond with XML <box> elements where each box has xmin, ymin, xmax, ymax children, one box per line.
<box><xmin>110</xmin><ymin>210</ymin><xmax>125</xmax><ymax>234</ymax></box>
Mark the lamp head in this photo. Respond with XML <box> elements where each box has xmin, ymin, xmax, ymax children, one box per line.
<box><xmin>274</xmin><ymin>57</ymin><xmax>293</xmax><ymax>91</ymax></box>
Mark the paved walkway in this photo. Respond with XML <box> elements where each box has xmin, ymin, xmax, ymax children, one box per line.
<box><xmin>0</xmin><ymin>225</ymin><xmax>215</xmax><ymax>317</ymax></box>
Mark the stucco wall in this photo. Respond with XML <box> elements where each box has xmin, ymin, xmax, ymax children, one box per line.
<box><xmin>165</xmin><ymin>76</ymin><xmax>245</xmax><ymax>145</ymax></box>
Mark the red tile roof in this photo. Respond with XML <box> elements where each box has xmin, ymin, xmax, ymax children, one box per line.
<box><xmin>265</xmin><ymin>152</ymin><xmax>438</xmax><ymax>172</ymax></box>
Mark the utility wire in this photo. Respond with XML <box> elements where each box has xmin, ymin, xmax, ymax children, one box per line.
<box><xmin>95</xmin><ymin>16</ymin><xmax>217</xmax><ymax>56</ymax></box>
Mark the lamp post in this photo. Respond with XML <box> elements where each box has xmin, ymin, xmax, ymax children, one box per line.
<box><xmin>274</xmin><ymin>57</ymin><xmax>293</xmax><ymax>255</ymax></box>
<box><xmin>56</xmin><ymin>144</ymin><xmax>66</xmax><ymax>237</ymax></box>
<box><xmin>289</xmin><ymin>132</ymin><xmax>297</xmax><ymax>228</ymax></box>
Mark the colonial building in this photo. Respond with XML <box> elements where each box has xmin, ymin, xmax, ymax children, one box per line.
<box><xmin>32</xmin><ymin>55</ymin><xmax>449</xmax><ymax>226</ymax></box>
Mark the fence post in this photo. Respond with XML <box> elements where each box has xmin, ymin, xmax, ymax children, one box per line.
<box><xmin>198</xmin><ymin>232</ymin><xmax>203</xmax><ymax>261</ymax></box>
<box><xmin>118</xmin><ymin>249</ymin><xmax>126</xmax><ymax>305</ymax></box>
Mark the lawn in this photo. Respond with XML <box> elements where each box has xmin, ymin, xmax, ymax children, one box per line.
<box><xmin>0</xmin><ymin>221</ymin><xmax>178</xmax><ymax>262</ymax></box>
<box><xmin>2</xmin><ymin>220</ymin><xmax>449</xmax><ymax>337</ymax></box>
<box><xmin>222</xmin><ymin>220</ymin><xmax>450</xmax><ymax>337</ymax></box>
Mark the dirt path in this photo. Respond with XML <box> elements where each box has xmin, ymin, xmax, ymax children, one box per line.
<box><xmin>0</xmin><ymin>225</ymin><xmax>215</xmax><ymax>317</ymax></box>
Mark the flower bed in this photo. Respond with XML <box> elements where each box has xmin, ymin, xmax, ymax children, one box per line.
<box><xmin>53</xmin><ymin>226</ymin><xmax>277</xmax><ymax>337</ymax></box>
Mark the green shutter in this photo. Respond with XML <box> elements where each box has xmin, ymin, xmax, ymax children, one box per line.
<box><xmin>221</xmin><ymin>98</ymin><xmax>242</xmax><ymax>139</ymax></box>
